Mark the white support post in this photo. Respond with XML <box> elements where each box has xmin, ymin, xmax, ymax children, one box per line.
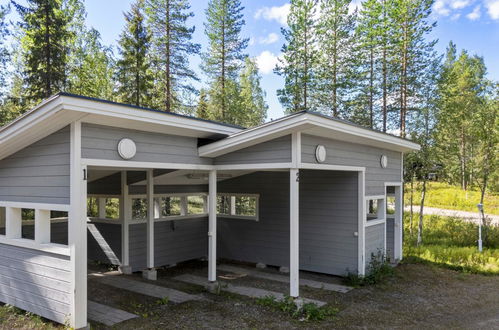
<box><xmin>208</xmin><ymin>170</ymin><xmax>217</xmax><ymax>282</ymax></box>
<box><xmin>180</xmin><ymin>196</ymin><xmax>188</xmax><ymax>216</ymax></box>
<box><xmin>154</xmin><ymin>198</ymin><xmax>161</xmax><ymax>219</ymax></box>
<box><xmin>69</xmin><ymin>121</ymin><xmax>87</xmax><ymax>329</ymax></box>
<box><xmin>6</xmin><ymin>207</ymin><xmax>21</xmax><ymax>239</ymax></box>
<box><xmin>35</xmin><ymin>209</ymin><xmax>51</xmax><ymax>244</ymax></box>
<box><xmin>230</xmin><ymin>196</ymin><xmax>236</xmax><ymax>216</ymax></box>
<box><xmin>289</xmin><ymin>168</ymin><xmax>299</xmax><ymax>298</ymax></box>
<box><xmin>394</xmin><ymin>185</ymin><xmax>403</xmax><ymax>260</ymax></box>
<box><xmin>98</xmin><ymin>198</ymin><xmax>106</xmax><ymax>219</ymax></box>
<box><xmin>146</xmin><ymin>169</ymin><xmax>154</xmax><ymax>270</ymax></box>
<box><xmin>358</xmin><ymin>171</ymin><xmax>366</xmax><ymax>276</ymax></box>
<box><xmin>120</xmin><ymin>171</ymin><xmax>131</xmax><ymax>273</ymax></box>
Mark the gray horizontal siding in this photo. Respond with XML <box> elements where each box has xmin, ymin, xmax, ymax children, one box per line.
<box><xmin>129</xmin><ymin>218</ymin><xmax>208</xmax><ymax>271</ymax></box>
<box><xmin>301</xmin><ymin>135</ymin><xmax>402</xmax><ymax>195</ymax></box>
<box><xmin>218</xmin><ymin>170</ymin><xmax>359</xmax><ymax>276</ymax></box>
<box><xmin>365</xmin><ymin>223</ymin><xmax>385</xmax><ymax>270</ymax></box>
<box><xmin>386</xmin><ymin>217</ymin><xmax>395</xmax><ymax>262</ymax></box>
<box><xmin>0</xmin><ymin>127</ymin><xmax>70</xmax><ymax>204</ymax></box>
<box><xmin>88</xmin><ymin>222</ymin><xmax>122</xmax><ymax>265</ymax></box>
<box><xmin>0</xmin><ymin>244</ymin><xmax>71</xmax><ymax>324</ymax></box>
<box><xmin>214</xmin><ymin>135</ymin><xmax>292</xmax><ymax>165</ymax></box>
<box><xmin>81</xmin><ymin>123</ymin><xmax>212</xmax><ymax>165</ymax></box>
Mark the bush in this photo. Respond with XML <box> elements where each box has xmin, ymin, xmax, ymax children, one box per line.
<box><xmin>256</xmin><ymin>295</ymin><xmax>338</xmax><ymax>321</ymax></box>
<box><xmin>344</xmin><ymin>251</ymin><xmax>394</xmax><ymax>287</ymax></box>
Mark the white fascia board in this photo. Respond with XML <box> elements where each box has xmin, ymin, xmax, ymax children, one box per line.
<box><xmin>199</xmin><ymin>112</ymin><xmax>420</xmax><ymax>158</ymax></box>
<box><xmin>60</xmin><ymin>95</ymin><xmax>241</xmax><ymax>136</ymax></box>
<box><xmin>199</xmin><ymin>113</ymin><xmax>312</xmax><ymax>157</ymax></box>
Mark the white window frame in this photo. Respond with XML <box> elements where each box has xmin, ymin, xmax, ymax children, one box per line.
<box><xmin>365</xmin><ymin>195</ymin><xmax>386</xmax><ymax>227</ymax></box>
<box><xmin>87</xmin><ymin>194</ymin><xmax>123</xmax><ymax>223</ymax></box>
<box><xmin>217</xmin><ymin>193</ymin><xmax>260</xmax><ymax>221</ymax></box>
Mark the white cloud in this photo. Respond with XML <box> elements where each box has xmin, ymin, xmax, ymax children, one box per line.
<box><xmin>348</xmin><ymin>0</ymin><xmax>363</xmax><ymax>14</ymax></box>
<box><xmin>259</xmin><ymin>32</ymin><xmax>279</xmax><ymax>45</ymax></box>
<box><xmin>450</xmin><ymin>0</ymin><xmax>470</xmax><ymax>9</ymax></box>
<box><xmin>451</xmin><ymin>13</ymin><xmax>461</xmax><ymax>19</ymax></box>
<box><xmin>434</xmin><ymin>0</ymin><xmax>451</xmax><ymax>16</ymax></box>
<box><xmin>466</xmin><ymin>5</ymin><xmax>481</xmax><ymax>20</ymax></box>
<box><xmin>255</xmin><ymin>51</ymin><xmax>281</xmax><ymax>75</ymax></box>
<box><xmin>486</xmin><ymin>0</ymin><xmax>499</xmax><ymax>19</ymax></box>
<box><xmin>254</xmin><ymin>4</ymin><xmax>290</xmax><ymax>26</ymax></box>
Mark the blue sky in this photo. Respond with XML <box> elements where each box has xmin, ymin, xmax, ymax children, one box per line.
<box><xmin>5</xmin><ymin>0</ymin><xmax>499</xmax><ymax>119</ymax></box>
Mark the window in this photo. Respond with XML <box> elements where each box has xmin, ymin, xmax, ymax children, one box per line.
<box><xmin>218</xmin><ymin>194</ymin><xmax>259</xmax><ymax>221</ymax></box>
<box><xmin>160</xmin><ymin>196</ymin><xmax>181</xmax><ymax>217</ymax></box>
<box><xmin>131</xmin><ymin>198</ymin><xmax>147</xmax><ymax>220</ymax></box>
<box><xmin>87</xmin><ymin>197</ymin><xmax>99</xmax><ymax>217</ymax></box>
<box><xmin>21</xmin><ymin>208</ymin><xmax>35</xmax><ymax>240</ymax></box>
<box><xmin>366</xmin><ymin>197</ymin><xmax>385</xmax><ymax>222</ymax></box>
<box><xmin>386</xmin><ymin>196</ymin><xmax>396</xmax><ymax>215</ymax></box>
<box><xmin>187</xmin><ymin>195</ymin><xmax>205</xmax><ymax>215</ymax></box>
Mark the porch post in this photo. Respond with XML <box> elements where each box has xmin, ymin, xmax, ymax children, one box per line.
<box><xmin>98</xmin><ymin>198</ymin><xmax>106</xmax><ymax>219</ymax></box>
<box><xmin>394</xmin><ymin>185</ymin><xmax>403</xmax><ymax>260</ymax></box>
<box><xmin>290</xmin><ymin>168</ymin><xmax>299</xmax><ymax>298</ymax></box>
<box><xmin>144</xmin><ymin>169</ymin><xmax>156</xmax><ymax>280</ymax></box>
<box><xmin>69</xmin><ymin>121</ymin><xmax>87</xmax><ymax>329</ymax></box>
<box><xmin>208</xmin><ymin>170</ymin><xmax>217</xmax><ymax>282</ymax></box>
<box><xmin>120</xmin><ymin>171</ymin><xmax>131</xmax><ymax>274</ymax></box>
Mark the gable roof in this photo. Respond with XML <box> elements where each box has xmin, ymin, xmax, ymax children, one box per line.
<box><xmin>199</xmin><ymin>111</ymin><xmax>420</xmax><ymax>157</ymax></box>
<box><xmin>0</xmin><ymin>93</ymin><xmax>242</xmax><ymax>160</ymax></box>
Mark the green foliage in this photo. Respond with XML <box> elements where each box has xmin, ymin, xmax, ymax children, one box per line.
<box><xmin>344</xmin><ymin>251</ymin><xmax>394</xmax><ymax>286</ymax></box>
<box><xmin>116</xmin><ymin>0</ymin><xmax>154</xmax><ymax>107</ymax></box>
<box><xmin>237</xmin><ymin>57</ymin><xmax>268</xmax><ymax>127</ymax></box>
<box><xmin>404</xmin><ymin>213</ymin><xmax>499</xmax><ymax>275</ymax></box>
<box><xmin>276</xmin><ymin>0</ymin><xmax>318</xmax><ymax>113</ymax></box>
<box><xmin>202</xmin><ymin>0</ymin><xmax>248</xmax><ymax>121</ymax></box>
<box><xmin>14</xmin><ymin>0</ymin><xmax>73</xmax><ymax>102</ymax></box>
<box><xmin>0</xmin><ymin>5</ymin><xmax>9</xmax><ymax>102</ymax></box>
<box><xmin>404</xmin><ymin>182</ymin><xmax>499</xmax><ymax>215</ymax></box>
<box><xmin>256</xmin><ymin>295</ymin><xmax>338</xmax><ymax>321</ymax></box>
<box><xmin>146</xmin><ymin>0</ymin><xmax>200</xmax><ymax>112</ymax></box>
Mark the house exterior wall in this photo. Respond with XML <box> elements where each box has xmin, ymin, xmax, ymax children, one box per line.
<box><xmin>386</xmin><ymin>217</ymin><xmax>395</xmax><ymax>261</ymax></box>
<box><xmin>213</xmin><ymin>135</ymin><xmax>292</xmax><ymax>165</ymax></box>
<box><xmin>365</xmin><ymin>222</ymin><xmax>385</xmax><ymax>269</ymax></box>
<box><xmin>0</xmin><ymin>127</ymin><xmax>70</xmax><ymax>204</ymax></box>
<box><xmin>81</xmin><ymin>123</ymin><xmax>213</xmax><ymax>165</ymax></box>
<box><xmin>301</xmin><ymin>134</ymin><xmax>402</xmax><ymax>196</ymax></box>
<box><xmin>0</xmin><ymin>244</ymin><xmax>71</xmax><ymax>324</ymax></box>
<box><xmin>218</xmin><ymin>170</ymin><xmax>358</xmax><ymax>276</ymax></box>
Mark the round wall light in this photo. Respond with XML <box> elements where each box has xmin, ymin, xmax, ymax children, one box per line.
<box><xmin>380</xmin><ymin>155</ymin><xmax>388</xmax><ymax>168</ymax></box>
<box><xmin>315</xmin><ymin>145</ymin><xmax>327</xmax><ymax>163</ymax></box>
<box><xmin>117</xmin><ymin>138</ymin><xmax>137</xmax><ymax>160</ymax></box>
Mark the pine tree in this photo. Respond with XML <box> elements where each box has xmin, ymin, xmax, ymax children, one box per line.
<box><xmin>276</xmin><ymin>0</ymin><xmax>318</xmax><ymax>113</ymax></box>
<box><xmin>13</xmin><ymin>0</ymin><xmax>72</xmax><ymax>102</ymax></box>
<box><xmin>116</xmin><ymin>0</ymin><xmax>154</xmax><ymax>107</ymax></box>
<box><xmin>146</xmin><ymin>0</ymin><xmax>200</xmax><ymax>112</ymax></box>
<box><xmin>0</xmin><ymin>5</ymin><xmax>10</xmax><ymax>102</ymax></box>
<box><xmin>202</xmin><ymin>0</ymin><xmax>248</xmax><ymax>121</ymax></box>
<box><xmin>315</xmin><ymin>0</ymin><xmax>357</xmax><ymax>118</ymax></box>
<box><xmin>196</xmin><ymin>89</ymin><xmax>209</xmax><ymax>119</ymax></box>
<box><xmin>237</xmin><ymin>57</ymin><xmax>268</xmax><ymax>127</ymax></box>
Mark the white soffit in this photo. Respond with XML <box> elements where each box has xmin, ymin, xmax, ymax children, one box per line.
<box><xmin>198</xmin><ymin>112</ymin><xmax>420</xmax><ymax>157</ymax></box>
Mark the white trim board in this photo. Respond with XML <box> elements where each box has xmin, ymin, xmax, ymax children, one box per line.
<box><xmin>0</xmin><ymin>236</ymin><xmax>70</xmax><ymax>256</ymax></box>
<box><xmin>0</xmin><ymin>201</ymin><xmax>70</xmax><ymax>212</ymax></box>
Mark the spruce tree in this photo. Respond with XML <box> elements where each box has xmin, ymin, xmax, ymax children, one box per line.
<box><xmin>0</xmin><ymin>5</ymin><xmax>10</xmax><ymax>103</ymax></box>
<box><xmin>116</xmin><ymin>0</ymin><xmax>154</xmax><ymax>107</ymax></box>
<box><xmin>315</xmin><ymin>0</ymin><xmax>357</xmax><ymax>118</ymax></box>
<box><xmin>202</xmin><ymin>0</ymin><xmax>248</xmax><ymax>121</ymax></box>
<box><xmin>13</xmin><ymin>0</ymin><xmax>72</xmax><ymax>101</ymax></box>
<box><xmin>276</xmin><ymin>0</ymin><xmax>318</xmax><ymax>113</ymax></box>
<box><xmin>146</xmin><ymin>0</ymin><xmax>200</xmax><ymax>112</ymax></box>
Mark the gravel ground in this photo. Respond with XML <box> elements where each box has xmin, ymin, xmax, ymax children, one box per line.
<box><xmin>83</xmin><ymin>261</ymin><xmax>499</xmax><ymax>330</ymax></box>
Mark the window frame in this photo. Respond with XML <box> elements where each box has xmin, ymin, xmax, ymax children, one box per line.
<box><xmin>365</xmin><ymin>195</ymin><xmax>386</xmax><ymax>227</ymax></box>
<box><xmin>217</xmin><ymin>193</ymin><xmax>260</xmax><ymax>221</ymax></box>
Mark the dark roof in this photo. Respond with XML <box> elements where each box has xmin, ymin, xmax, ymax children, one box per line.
<box><xmin>57</xmin><ymin>92</ymin><xmax>245</xmax><ymax>130</ymax></box>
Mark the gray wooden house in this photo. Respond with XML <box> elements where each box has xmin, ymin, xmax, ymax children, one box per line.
<box><xmin>0</xmin><ymin>93</ymin><xmax>419</xmax><ymax>328</ymax></box>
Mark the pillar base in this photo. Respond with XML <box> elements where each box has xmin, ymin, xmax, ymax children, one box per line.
<box><xmin>205</xmin><ymin>281</ymin><xmax>221</xmax><ymax>294</ymax></box>
<box><xmin>279</xmin><ymin>266</ymin><xmax>290</xmax><ymax>273</ymax></box>
<box><xmin>119</xmin><ymin>265</ymin><xmax>132</xmax><ymax>275</ymax></box>
<box><xmin>142</xmin><ymin>269</ymin><xmax>157</xmax><ymax>281</ymax></box>
<box><xmin>256</xmin><ymin>262</ymin><xmax>267</xmax><ymax>269</ymax></box>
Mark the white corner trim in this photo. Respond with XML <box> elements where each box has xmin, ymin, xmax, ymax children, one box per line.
<box><xmin>358</xmin><ymin>171</ymin><xmax>366</xmax><ymax>276</ymax></box>
<box><xmin>0</xmin><ymin>236</ymin><xmax>70</xmax><ymax>256</ymax></box>
<box><xmin>0</xmin><ymin>201</ymin><xmax>70</xmax><ymax>212</ymax></box>
<box><xmin>291</xmin><ymin>132</ymin><xmax>301</xmax><ymax>168</ymax></box>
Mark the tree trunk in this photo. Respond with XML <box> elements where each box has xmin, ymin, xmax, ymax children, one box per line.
<box><xmin>369</xmin><ymin>45</ymin><xmax>374</xmax><ymax>129</ymax></box>
<box><xmin>417</xmin><ymin>178</ymin><xmax>426</xmax><ymax>246</ymax></box>
<box><xmin>44</xmin><ymin>2</ymin><xmax>52</xmax><ymax>97</ymax></box>
<box><xmin>165</xmin><ymin>0</ymin><xmax>171</xmax><ymax>112</ymax></box>
<box><xmin>460</xmin><ymin>128</ymin><xmax>467</xmax><ymax>190</ymax></box>
<box><xmin>410</xmin><ymin>177</ymin><xmax>414</xmax><ymax>235</ymax></box>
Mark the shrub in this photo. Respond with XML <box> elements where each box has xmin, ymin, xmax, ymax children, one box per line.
<box><xmin>344</xmin><ymin>251</ymin><xmax>394</xmax><ymax>286</ymax></box>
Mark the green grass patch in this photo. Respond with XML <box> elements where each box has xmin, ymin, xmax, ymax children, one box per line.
<box><xmin>344</xmin><ymin>251</ymin><xmax>394</xmax><ymax>287</ymax></box>
<box><xmin>404</xmin><ymin>182</ymin><xmax>499</xmax><ymax>215</ymax></box>
<box><xmin>404</xmin><ymin>213</ymin><xmax>499</xmax><ymax>275</ymax></box>
<box><xmin>256</xmin><ymin>295</ymin><xmax>338</xmax><ymax>321</ymax></box>
<box><xmin>0</xmin><ymin>304</ymin><xmax>64</xmax><ymax>329</ymax></box>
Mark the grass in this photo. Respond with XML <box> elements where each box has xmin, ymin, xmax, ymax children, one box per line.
<box><xmin>256</xmin><ymin>295</ymin><xmax>338</xmax><ymax>321</ymax></box>
<box><xmin>344</xmin><ymin>251</ymin><xmax>395</xmax><ymax>287</ymax></box>
<box><xmin>404</xmin><ymin>213</ymin><xmax>499</xmax><ymax>275</ymax></box>
<box><xmin>0</xmin><ymin>304</ymin><xmax>64</xmax><ymax>329</ymax></box>
<box><xmin>404</xmin><ymin>181</ymin><xmax>499</xmax><ymax>215</ymax></box>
